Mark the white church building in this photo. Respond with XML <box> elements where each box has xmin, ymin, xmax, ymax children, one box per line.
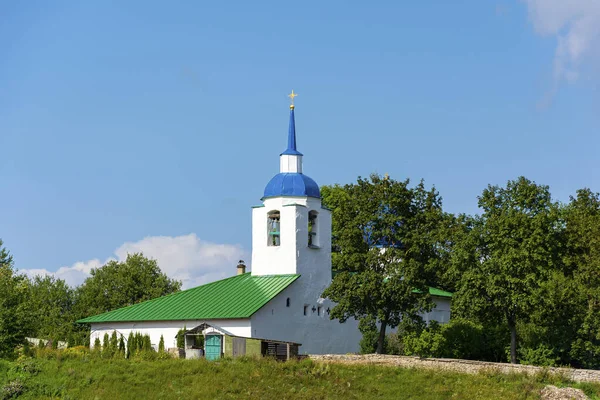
<box><xmin>79</xmin><ymin>96</ymin><xmax>452</xmax><ymax>355</ymax></box>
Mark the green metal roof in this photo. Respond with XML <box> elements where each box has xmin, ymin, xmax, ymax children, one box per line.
<box><xmin>77</xmin><ymin>273</ymin><xmax>299</xmax><ymax>324</ymax></box>
<box><xmin>417</xmin><ymin>287</ymin><xmax>453</xmax><ymax>298</ymax></box>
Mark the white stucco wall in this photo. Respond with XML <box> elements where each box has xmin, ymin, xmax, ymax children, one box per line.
<box><xmin>250</xmin><ymin>278</ymin><xmax>362</xmax><ymax>354</ymax></box>
<box><xmin>251</xmin><ymin>196</ymin><xmax>331</xmax><ymax>280</ymax></box>
<box><xmin>90</xmin><ymin>319</ymin><xmax>250</xmax><ymax>350</ymax></box>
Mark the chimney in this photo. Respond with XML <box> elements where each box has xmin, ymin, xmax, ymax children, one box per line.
<box><xmin>237</xmin><ymin>260</ymin><xmax>246</xmax><ymax>275</ymax></box>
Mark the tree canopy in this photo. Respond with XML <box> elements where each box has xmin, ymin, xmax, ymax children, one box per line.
<box><xmin>74</xmin><ymin>253</ymin><xmax>181</xmax><ymax>319</ymax></box>
<box><xmin>322</xmin><ymin>174</ymin><xmax>451</xmax><ymax>353</ymax></box>
<box><xmin>450</xmin><ymin>177</ymin><xmax>561</xmax><ymax>363</ymax></box>
<box><xmin>0</xmin><ymin>239</ymin><xmax>33</xmax><ymax>358</ymax></box>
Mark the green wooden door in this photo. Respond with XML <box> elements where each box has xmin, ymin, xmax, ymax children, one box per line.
<box><xmin>205</xmin><ymin>335</ymin><xmax>222</xmax><ymax>360</ymax></box>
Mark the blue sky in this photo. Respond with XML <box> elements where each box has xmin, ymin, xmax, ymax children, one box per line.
<box><xmin>1</xmin><ymin>1</ymin><xmax>599</xmax><ymax>287</ymax></box>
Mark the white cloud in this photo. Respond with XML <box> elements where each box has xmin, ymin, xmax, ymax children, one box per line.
<box><xmin>524</xmin><ymin>0</ymin><xmax>600</xmax><ymax>90</ymax></box>
<box><xmin>20</xmin><ymin>234</ymin><xmax>248</xmax><ymax>289</ymax></box>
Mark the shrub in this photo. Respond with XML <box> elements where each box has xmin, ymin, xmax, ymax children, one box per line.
<box><xmin>110</xmin><ymin>331</ymin><xmax>118</xmax><ymax>355</ymax></box>
<box><xmin>126</xmin><ymin>332</ymin><xmax>133</xmax><ymax>358</ymax></box>
<box><xmin>62</xmin><ymin>346</ymin><xmax>90</xmax><ymax>360</ymax></box>
<box><xmin>13</xmin><ymin>358</ymin><xmax>41</xmax><ymax>375</ymax></box>
<box><xmin>403</xmin><ymin>321</ymin><xmax>445</xmax><ymax>358</ymax></box>
<box><xmin>102</xmin><ymin>333</ymin><xmax>109</xmax><ymax>354</ymax></box>
<box><xmin>1</xmin><ymin>379</ymin><xmax>24</xmax><ymax>399</ymax></box>
<box><xmin>386</xmin><ymin>332</ymin><xmax>404</xmax><ymax>355</ymax></box>
<box><xmin>519</xmin><ymin>344</ymin><xmax>559</xmax><ymax>367</ymax></box>
<box><xmin>158</xmin><ymin>335</ymin><xmax>165</xmax><ymax>352</ymax></box>
<box><xmin>440</xmin><ymin>319</ymin><xmax>485</xmax><ymax>360</ymax></box>
<box><xmin>118</xmin><ymin>335</ymin><xmax>125</xmax><ymax>356</ymax></box>
<box><xmin>143</xmin><ymin>334</ymin><xmax>152</xmax><ymax>352</ymax></box>
<box><xmin>358</xmin><ymin>317</ymin><xmax>382</xmax><ymax>354</ymax></box>
<box><xmin>176</xmin><ymin>328</ymin><xmax>186</xmax><ymax>349</ymax></box>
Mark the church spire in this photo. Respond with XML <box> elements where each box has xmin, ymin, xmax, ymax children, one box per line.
<box><xmin>282</xmin><ymin>90</ymin><xmax>302</xmax><ymax>156</ymax></box>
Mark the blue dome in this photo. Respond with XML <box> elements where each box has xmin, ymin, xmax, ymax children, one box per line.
<box><xmin>263</xmin><ymin>173</ymin><xmax>320</xmax><ymax>199</ymax></box>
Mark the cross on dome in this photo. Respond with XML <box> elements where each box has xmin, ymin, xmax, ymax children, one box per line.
<box><xmin>288</xmin><ymin>90</ymin><xmax>298</xmax><ymax>109</ymax></box>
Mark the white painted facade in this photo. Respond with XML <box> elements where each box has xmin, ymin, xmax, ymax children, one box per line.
<box><xmin>90</xmin><ymin>319</ymin><xmax>251</xmax><ymax>350</ymax></box>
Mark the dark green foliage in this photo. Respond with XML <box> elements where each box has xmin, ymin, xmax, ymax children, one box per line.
<box><xmin>0</xmin><ymin>239</ymin><xmax>33</xmax><ymax>359</ymax></box>
<box><xmin>118</xmin><ymin>335</ymin><xmax>125</xmax><ymax>356</ymax></box>
<box><xmin>73</xmin><ymin>253</ymin><xmax>181</xmax><ymax>320</ymax></box>
<box><xmin>28</xmin><ymin>275</ymin><xmax>74</xmax><ymax>343</ymax></box>
<box><xmin>450</xmin><ymin>177</ymin><xmax>561</xmax><ymax>364</ymax></box>
<box><xmin>322</xmin><ymin>175</ymin><xmax>450</xmax><ymax>353</ymax></box>
<box><xmin>102</xmin><ymin>333</ymin><xmax>109</xmax><ymax>353</ymax></box>
<box><xmin>108</xmin><ymin>331</ymin><xmax>118</xmax><ymax>356</ymax></box>
<box><xmin>562</xmin><ymin>189</ymin><xmax>600</xmax><ymax>369</ymax></box>
<box><xmin>358</xmin><ymin>317</ymin><xmax>380</xmax><ymax>354</ymax></box>
<box><xmin>401</xmin><ymin>319</ymin><xmax>501</xmax><ymax>361</ymax></box>
<box><xmin>126</xmin><ymin>332</ymin><xmax>134</xmax><ymax>358</ymax></box>
<box><xmin>158</xmin><ymin>335</ymin><xmax>165</xmax><ymax>353</ymax></box>
<box><xmin>143</xmin><ymin>335</ymin><xmax>152</xmax><ymax>352</ymax></box>
<box><xmin>176</xmin><ymin>328</ymin><xmax>186</xmax><ymax>349</ymax></box>
<box><xmin>193</xmin><ymin>335</ymin><xmax>204</xmax><ymax>349</ymax></box>
<box><xmin>93</xmin><ymin>338</ymin><xmax>101</xmax><ymax>351</ymax></box>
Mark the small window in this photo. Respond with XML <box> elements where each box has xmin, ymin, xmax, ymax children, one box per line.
<box><xmin>303</xmin><ymin>305</ymin><xmax>308</xmax><ymax>316</ymax></box>
<box><xmin>308</xmin><ymin>211</ymin><xmax>318</xmax><ymax>247</ymax></box>
<box><xmin>317</xmin><ymin>306</ymin><xmax>321</xmax><ymax>316</ymax></box>
<box><xmin>286</xmin><ymin>298</ymin><xmax>290</xmax><ymax>307</ymax></box>
<box><xmin>267</xmin><ymin>210</ymin><xmax>281</xmax><ymax>246</ymax></box>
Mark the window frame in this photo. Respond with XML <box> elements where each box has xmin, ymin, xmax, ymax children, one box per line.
<box><xmin>267</xmin><ymin>210</ymin><xmax>281</xmax><ymax>246</ymax></box>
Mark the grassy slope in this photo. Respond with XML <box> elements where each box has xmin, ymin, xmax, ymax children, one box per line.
<box><xmin>2</xmin><ymin>357</ymin><xmax>600</xmax><ymax>400</ymax></box>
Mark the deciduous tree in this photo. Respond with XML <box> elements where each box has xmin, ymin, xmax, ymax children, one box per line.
<box><xmin>74</xmin><ymin>253</ymin><xmax>181</xmax><ymax>319</ymax></box>
<box><xmin>0</xmin><ymin>239</ymin><xmax>33</xmax><ymax>358</ymax></box>
<box><xmin>451</xmin><ymin>177</ymin><xmax>561</xmax><ymax>364</ymax></box>
<box><xmin>322</xmin><ymin>175</ymin><xmax>449</xmax><ymax>353</ymax></box>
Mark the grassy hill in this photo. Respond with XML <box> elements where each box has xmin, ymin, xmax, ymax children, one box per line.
<box><xmin>1</xmin><ymin>354</ymin><xmax>599</xmax><ymax>399</ymax></box>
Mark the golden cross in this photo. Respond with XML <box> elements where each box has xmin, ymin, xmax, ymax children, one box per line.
<box><xmin>288</xmin><ymin>90</ymin><xmax>298</xmax><ymax>108</ymax></box>
<box><xmin>384</xmin><ymin>173</ymin><xmax>389</xmax><ymax>181</ymax></box>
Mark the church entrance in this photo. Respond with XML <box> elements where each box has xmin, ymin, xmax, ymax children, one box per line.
<box><xmin>205</xmin><ymin>334</ymin><xmax>222</xmax><ymax>360</ymax></box>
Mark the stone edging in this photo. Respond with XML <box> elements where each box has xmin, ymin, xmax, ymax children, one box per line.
<box><xmin>308</xmin><ymin>354</ymin><xmax>600</xmax><ymax>383</ymax></box>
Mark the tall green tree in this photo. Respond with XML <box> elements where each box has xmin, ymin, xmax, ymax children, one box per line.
<box><xmin>0</xmin><ymin>239</ymin><xmax>33</xmax><ymax>358</ymax></box>
<box><xmin>451</xmin><ymin>177</ymin><xmax>561</xmax><ymax>364</ymax></box>
<box><xmin>322</xmin><ymin>174</ymin><xmax>449</xmax><ymax>353</ymax></box>
<box><xmin>74</xmin><ymin>253</ymin><xmax>181</xmax><ymax>319</ymax></box>
<box><xmin>29</xmin><ymin>275</ymin><xmax>75</xmax><ymax>342</ymax></box>
<box><xmin>562</xmin><ymin>188</ymin><xmax>600</xmax><ymax>368</ymax></box>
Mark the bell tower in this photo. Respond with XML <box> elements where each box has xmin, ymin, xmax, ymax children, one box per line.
<box><xmin>250</xmin><ymin>92</ymin><xmax>331</xmax><ymax>285</ymax></box>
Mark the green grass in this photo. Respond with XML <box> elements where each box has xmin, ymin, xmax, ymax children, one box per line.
<box><xmin>1</xmin><ymin>355</ymin><xmax>599</xmax><ymax>400</ymax></box>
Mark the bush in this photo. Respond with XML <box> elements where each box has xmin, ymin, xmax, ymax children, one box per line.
<box><xmin>12</xmin><ymin>358</ymin><xmax>41</xmax><ymax>375</ymax></box>
<box><xmin>403</xmin><ymin>321</ymin><xmax>445</xmax><ymax>358</ymax></box>
<box><xmin>402</xmin><ymin>319</ymin><xmax>492</xmax><ymax>360</ymax></box>
<box><xmin>519</xmin><ymin>344</ymin><xmax>559</xmax><ymax>367</ymax></box>
<box><xmin>102</xmin><ymin>333</ymin><xmax>109</xmax><ymax>353</ymax></box>
<box><xmin>127</xmin><ymin>332</ymin><xmax>134</xmax><ymax>358</ymax></box>
<box><xmin>176</xmin><ymin>328</ymin><xmax>186</xmax><ymax>349</ymax></box>
<box><xmin>158</xmin><ymin>335</ymin><xmax>165</xmax><ymax>353</ymax></box>
<box><xmin>118</xmin><ymin>335</ymin><xmax>125</xmax><ymax>356</ymax></box>
<box><xmin>1</xmin><ymin>379</ymin><xmax>24</xmax><ymax>400</ymax></box>
<box><xmin>110</xmin><ymin>331</ymin><xmax>118</xmax><ymax>355</ymax></box>
<box><xmin>358</xmin><ymin>317</ymin><xmax>383</xmax><ymax>354</ymax></box>
<box><xmin>386</xmin><ymin>332</ymin><xmax>404</xmax><ymax>355</ymax></box>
